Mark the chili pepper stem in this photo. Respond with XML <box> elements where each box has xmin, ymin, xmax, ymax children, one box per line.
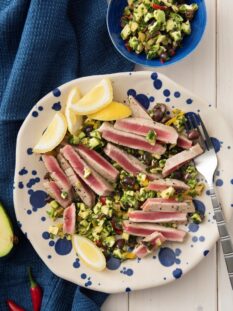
<box><xmin>28</xmin><ymin>267</ymin><xmax>37</xmax><ymax>288</ymax></box>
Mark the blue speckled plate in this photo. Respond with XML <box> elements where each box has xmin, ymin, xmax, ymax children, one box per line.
<box><xmin>14</xmin><ymin>71</ymin><xmax>233</xmax><ymax>293</ymax></box>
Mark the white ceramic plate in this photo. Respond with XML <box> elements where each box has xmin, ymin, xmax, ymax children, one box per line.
<box><xmin>14</xmin><ymin>71</ymin><xmax>233</xmax><ymax>293</ymax></box>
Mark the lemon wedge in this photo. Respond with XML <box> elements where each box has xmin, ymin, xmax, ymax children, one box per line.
<box><xmin>89</xmin><ymin>101</ymin><xmax>132</xmax><ymax>121</ymax></box>
<box><xmin>72</xmin><ymin>235</ymin><xmax>106</xmax><ymax>271</ymax></box>
<box><xmin>70</xmin><ymin>78</ymin><xmax>113</xmax><ymax>115</ymax></box>
<box><xmin>65</xmin><ymin>87</ymin><xmax>83</xmax><ymax>135</ymax></box>
<box><xmin>33</xmin><ymin>112</ymin><xmax>67</xmax><ymax>153</ymax></box>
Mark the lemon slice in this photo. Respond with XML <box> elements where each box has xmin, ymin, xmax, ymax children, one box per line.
<box><xmin>89</xmin><ymin>101</ymin><xmax>132</xmax><ymax>121</ymax></box>
<box><xmin>65</xmin><ymin>87</ymin><xmax>83</xmax><ymax>135</ymax></box>
<box><xmin>33</xmin><ymin>112</ymin><xmax>67</xmax><ymax>153</ymax></box>
<box><xmin>70</xmin><ymin>78</ymin><xmax>113</xmax><ymax>115</ymax></box>
<box><xmin>72</xmin><ymin>235</ymin><xmax>106</xmax><ymax>271</ymax></box>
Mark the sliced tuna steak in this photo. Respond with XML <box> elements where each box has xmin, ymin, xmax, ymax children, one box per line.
<box><xmin>42</xmin><ymin>154</ymin><xmax>71</xmax><ymax>192</ymax></box>
<box><xmin>133</xmin><ymin>244</ymin><xmax>151</xmax><ymax>258</ymax></box>
<box><xmin>114</xmin><ymin>117</ymin><xmax>178</xmax><ymax>144</ymax></box>
<box><xmin>162</xmin><ymin>144</ymin><xmax>203</xmax><ymax>177</ymax></box>
<box><xmin>133</xmin><ymin>232</ymin><xmax>166</xmax><ymax>258</ymax></box>
<box><xmin>128</xmin><ymin>210</ymin><xmax>187</xmax><ymax>223</ymax></box>
<box><xmin>127</xmin><ymin>95</ymin><xmax>151</xmax><ymax>120</ymax></box>
<box><xmin>147</xmin><ymin>178</ymin><xmax>189</xmax><ymax>191</ymax></box>
<box><xmin>43</xmin><ymin>181</ymin><xmax>71</xmax><ymax>208</ymax></box>
<box><xmin>177</xmin><ymin>134</ymin><xmax>193</xmax><ymax>149</ymax></box>
<box><xmin>99</xmin><ymin>122</ymin><xmax>166</xmax><ymax>155</ymax></box>
<box><xmin>123</xmin><ymin>221</ymin><xmax>186</xmax><ymax>242</ymax></box>
<box><xmin>141</xmin><ymin>198</ymin><xmax>195</xmax><ymax>213</ymax></box>
<box><xmin>61</xmin><ymin>145</ymin><xmax>113</xmax><ymax>196</ymax></box>
<box><xmin>104</xmin><ymin>143</ymin><xmax>160</xmax><ymax>180</ymax></box>
<box><xmin>57</xmin><ymin>154</ymin><xmax>95</xmax><ymax>208</ymax></box>
<box><xmin>63</xmin><ymin>203</ymin><xmax>76</xmax><ymax>234</ymax></box>
<box><xmin>76</xmin><ymin>144</ymin><xmax>119</xmax><ymax>182</ymax></box>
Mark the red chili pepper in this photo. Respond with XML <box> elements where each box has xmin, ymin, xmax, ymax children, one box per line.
<box><xmin>6</xmin><ymin>300</ymin><xmax>25</xmax><ymax>311</ymax></box>
<box><xmin>152</xmin><ymin>4</ymin><xmax>168</xmax><ymax>10</ymax></box>
<box><xmin>28</xmin><ymin>268</ymin><xmax>43</xmax><ymax>311</ymax></box>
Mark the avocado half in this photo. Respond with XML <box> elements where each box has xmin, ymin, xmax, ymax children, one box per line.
<box><xmin>0</xmin><ymin>203</ymin><xmax>14</xmax><ymax>258</ymax></box>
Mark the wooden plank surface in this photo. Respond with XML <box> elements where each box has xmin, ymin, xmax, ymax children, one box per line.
<box><xmin>217</xmin><ymin>0</ymin><xmax>233</xmax><ymax>310</ymax></box>
<box><xmin>101</xmin><ymin>0</ymin><xmax>233</xmax><ymax>310</ymax></box>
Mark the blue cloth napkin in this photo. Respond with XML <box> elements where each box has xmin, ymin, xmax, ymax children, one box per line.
<box><xmin>0</xmin><ymin>1</ymin><xmax>134</xmax><ymax>310</ymax></box>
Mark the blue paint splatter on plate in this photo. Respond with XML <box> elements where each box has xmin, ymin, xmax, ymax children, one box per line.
<box><xmin>52</xmin><ymin>102</ymin><xmax>61</xmax><ymax>111</ymax></box>
<box><xmin>173</xmin><ymin>268</ymin><xmax>182</xmax><ymax>279</ymax></box>
<box><xmin>55</xmin><ymin>238</ymin><xmax>72</xmax><ymax>255</ymax></box>
<box><xmin>106</xmin><ymin>256</ymin><xmax>121</xmax><ymax>270</ymax></box>
<box><xmin>158</xmin><ymin>248</ymin><xmax>177</xmax><ymax>267</ymax></box>
<box><xmin>53</xmin><ymin>88</ymin><xmax>61</xmax><ymax>97</ymax></box>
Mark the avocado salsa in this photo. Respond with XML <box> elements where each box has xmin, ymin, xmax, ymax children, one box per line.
<box><xmin>120</xmin><ymin>0</ymin><xmax>198</xmax><ymax>62</ymax></box>
<box><xmin>46</xmin><ymin>106</ymin><xmax>204</xmax><ymax>261</ymax></box>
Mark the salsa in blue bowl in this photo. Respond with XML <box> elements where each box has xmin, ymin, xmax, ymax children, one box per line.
<box><xmin>107</xmin><ymin>0</ymin><xmax>207</xmax><ymax>67</ymax></box>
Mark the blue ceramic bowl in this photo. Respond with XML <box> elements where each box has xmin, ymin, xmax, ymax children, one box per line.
<box><xmin>107</xmin><ymin>0</ymin><xmax>207</xmax><ymax>67</ymax></box>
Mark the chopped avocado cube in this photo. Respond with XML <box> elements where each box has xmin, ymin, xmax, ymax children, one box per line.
<box><xmin>146</xmin><ymin>130</ymin><xmax>157</xmax><ymax>145</ymax></box>
<box><xmin>49</xmin><ymin>200</ymin><xmax>59</xmax><ymax>209</ymax></box>
<box><xmin>136</xmin><ymin>42</ymin><xmax>144</xmax><ymax>54</ymax></box>
<box><xmin>78</xmin><ymin>210</ymin><xmax>90</xmax><ymax>219</ymax></box>
<box><xmin>166</xmin><ymin>18</ymin><xmax>177</xmax><ymax>32</ymax></box>
<box><xmin>171</xmin><ymin>4</ymin><xmax>179</xmax><ymax>13</ymax></box>
<box><xmin>90</xmin><ymin>130</ymin><xmax>101</xmax><ymax>139</ymax></box>
<box><xmin>69</xmin><ymin>135</ymin><xmax>80</xmax><ymax>145</ymax></box>
<box><xmin>170</xmin><ymin>30</ymin><xmax>182</xmax><ymax>42</ymax></box>
<box><xmin>83</xmin><ymin>167</ymin><xmax>91</xmax><ymax>178</ymax></box>
<box><xmin>104</xmin><ymin>236</ymin><xmax>116</xmax><ymax>248</ymax></box>
<box><xmin>137</xmin><ymin>3</ymin><xmax>148</xmax><ymax>16</ymax></box>
<box><xmin>48</xmin><ymin>226</ymin><xmax>59</xmax><ymax>235</ymax></box>
<box><xmin>138</xmin><ymin>31</ymin><xmax>146</xmax><ymax>42</ymax></box>
<box><xmin>121</xmin><ymin>24</ymin><xmax>131</xmax><ymax>40</ymax></box>
<box><xmin>89</xmin><ymin>137</ymin><xmax>101</xmax><ymax>149</ymax></box>
<box><xmin>123</xmin><ymin>6</ymin><xmax>131</xmax><ymax>16</ymax></box>
<box><xmin>148</xmin><ymin>21</ymin><xmax>161</xmax><ymax>34</ymax></box>
<box><xmin>191</xmin><ymin>212</ymin><xmax>202</xmax><ymax>224</ymax></box>
<box><xmin>144</xmin><ymin>12</ymin><xmax>154</xmax><ymax>23</ymax></box>
<box><xmin>160</xmin><ymin>186</ymin><xmax>175</xmax><ymax>199</ymax></box>
<box><xmin>113</xmin><ymin>248</ymin><xmax>123</xmax><ymax>259</ymax></box>
<box><xmin>181</xmin><ymin>20</ymin><xmax>191</xmax><ymax>35</ymax></box>
<box><xmin>156</xmin><ymin>34</ymin><xmax>169</xmax><ymax>45</ymax></box>
<box><xmin>129</xmin><ymin>36</ymin><xmax>139</xmax><ymax>50</ymax></box>
<box><xmin>61</xmin><ymin>191</ymin><xmax>68</xmax><ymax>199</ymax></box>
<box><xmin>146</xmin><ymin>44</ymin><xmax>160</xmax><ymax>59</ymax></box>
<box><xmin>170</xmin><ymin>12</ymin><xmax>183</xmax><ymax>23</ymax></box>
<box><xmin>101</xmin><ymin>205</ymin><xmax>109</xmax><ymax>216</ymax></box>
<box><xmin>78</xmin><ymin>131</ymin><xmax>86</xmax><ymax>139</ymax></box>
<box><xmin>122</xmin><ymin>232</ymin><xmax>129</xmax><ymax>241</ymax></box>
<box><xmin>147</xmin><ymin>38</ymin><xmax>155</xmax><ymax>47</ymax></box>
<box><xmin>179</xmin><ymin>4</ymin><xmax>198</xmax><ymax>14</ymax></box>
<box><xmin>93</xmin><ymin>202</ymin><xmax>102</xmax><ymax>214</ymax></box>
<box><xmin>154</xmin><ymin>10</ymin><xmax>166</xmax><ymax>24</ymax></box>
<box><xmin>130</xmin><ymin>21</ymin><xmax>138</xmax><ymax>32</ymax></box>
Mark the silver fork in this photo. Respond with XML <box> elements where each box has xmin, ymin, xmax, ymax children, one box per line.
<box><xmin>186</xmin><ymin>113</ymin><xmax>233</xmax><ymax>289</ymax></box>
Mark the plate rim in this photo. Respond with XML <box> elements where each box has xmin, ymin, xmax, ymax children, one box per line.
<box><xmin>13</xmin><ymin>71</ymin><xmax>233</xmax><ymax>293</ymax></box>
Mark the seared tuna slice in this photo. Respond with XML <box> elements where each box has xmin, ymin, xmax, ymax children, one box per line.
<box><xmin>76</xmin><ymin>144</ymin><xmax>119</xmax><ymax>182</ymax></box>
<box><xmin>128</xmin><ymin>211</ymin><xmax>187</xmax><ymax>223</ymax></box>
<box><xmin>147</xmin><ymin>179</ymin><xmax>189</xmax><ymax>191</ymax></box>
<box><xmin>99</xmin><ymin>122</ymin><xmax>166</xmax><ymax>155</ymax></box>
<box><xmin>133</xmin><ymin>232</ymin><xmax>166</xmax><ymax>258</ymax></box>
<box><xmin>141</xmin><ymin>198</ymin><xmax>195</xmax><ymax>213</ymax></box>
<box><xmin>43</xmin><ymin>181</ymin><xmax>71</xmax><ymax>208</ymax></box>
<box><xmin>61</xmin><ymin>145</ymin><xmax>113</xmax><ymax>196</ymax></box>
<box><xmin>133</xmin><ymin>244</ymin><xmax>151</xmax><ymax>258</ymax></box>
<box><xmin>127</xmin><ymin>95</ymin><xmax>151</xmax><ymax>120</ymax></box>
<box><xmin>177</xmin><ymin>134</ymin><xmax>193</xmax><ymax>149</ymax></box>
<box><xmin>114</xmin><ymin>117</ymin><xmax>178</xmax><ymax>144</ymax></box>
<box><xmin>57</xmin><ymin>154</ymin><xmax>95</xmax><ymax>208</ymax></box>
<box><xmin>162</xmin><ymin>144</ymin><xmax>203</xmax><ymax>177</ymax></box>
<box><xmin>123</xmin><ymin>221</ymin><xmax>186</xmax><ymax>242</ymax></box>
<box><xmin>42</xmin><ymin>154</ymin><xmax>71</xmax><ymax>192</ymax></box>
<box><xmin>63</xmin><ymin>203</ymin><xmax>76</xmax><ymax>234</ymax></box>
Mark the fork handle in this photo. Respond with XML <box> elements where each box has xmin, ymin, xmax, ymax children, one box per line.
<box><xmin>209</xmin><ymin>187</ymin><xmax>233</xmax><ymax>289</ymax></box>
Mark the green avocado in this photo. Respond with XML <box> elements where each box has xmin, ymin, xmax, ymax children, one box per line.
<box><xmin>0</xmin><ymin>203</ymin><xmax>14</xmax><ymax>258</ymax></box>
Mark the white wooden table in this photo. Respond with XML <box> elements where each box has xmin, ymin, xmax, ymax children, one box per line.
<box><xmin>102</xmin><ymin>1</ymin><xmax>233</xmax><ymax>310</ymax></box>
